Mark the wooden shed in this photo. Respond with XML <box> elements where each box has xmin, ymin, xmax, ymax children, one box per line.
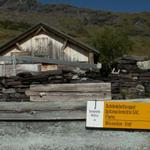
<box><xmin>0</xmin><ymin>23</ymin><xmax>99</xmax><ymax>64</ymax></box>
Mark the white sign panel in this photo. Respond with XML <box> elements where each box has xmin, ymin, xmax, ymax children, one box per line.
<box><xmin>86</xmin><ymin>101</ymin><xmax>104</xmax><ymax>128</ymax></box>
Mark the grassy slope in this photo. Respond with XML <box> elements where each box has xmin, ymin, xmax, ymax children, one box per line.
<box><xmin>131</xmin><ymin>36</ymin><xmax>150</xmax><ymax>57</ymax></box>
<box><xmin>0</xmin><ymin>10</ymin><xmax>150</xmax><ymax>57</ymax></box>
<box><xmin>0</xmin><ymin>28</ymin><xmax>21</xmax><ymax>45</ymax></box>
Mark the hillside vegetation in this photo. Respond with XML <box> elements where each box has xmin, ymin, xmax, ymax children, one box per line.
<box><xmin>0</xmin><ymin>0</ymin><xmax>150</xmax><ymax>57</ymax></box>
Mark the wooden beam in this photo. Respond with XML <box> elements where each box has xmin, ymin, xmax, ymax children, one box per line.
<box><xmin>0</xmin><ymin>101</ymin><xmax>86</xmax><ymax>112</ymax></box>
<box><xmin>27</xmin><ymin>83</ymin><xmax>111</xmax><ymax>102</ymax></box>
<box><xmin>0</xmin><ymin>110</ymin><xmax>85</xmax><ymax>120</ymax></box>
<box><xmin>28</xmin><ymin>92</ymin><xmax>111</xmax><ymax>102</ymax></box>
<box><xmin>88</xmin><ymin>52</ymin><xmax>94</xmax><ymax>64</ymax></box>
<box><xmin>0</xmin><ymin>56</ymin><xmax>99</xmax><ymax>69</ymax></box>
<box><xmin>16</xmin><ymin>43</ymin><xmax>24</xmax><ymax>51</ymax></box>
<box><xmin>33</xmin><ymin>27</ymin><xmax>43</xmax><ymax>36</ymax></box>
<box><xmin>0</xmin><ymin>99</ymin><xmax>149</xmax><ymax>120</ymax></box>
<box><xmin>0</xmin><ymin>101</ymin><xmax>86</xmax><ymax>120</ymax></box>
<box><xmin>29</xmin><ymin>83</ymin><xmax>111</xmax><ymax>92</ymax></box>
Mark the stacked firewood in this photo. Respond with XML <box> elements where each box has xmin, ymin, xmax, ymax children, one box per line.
<box><xmin>111</xmin><ymin>56</ymin><xmax>150</xmax><ymax>99</ymax></box>
<box><xmin>0</xmin><ymin>68</ymin><xmax>106</xmax><ymax>102</ymax></box>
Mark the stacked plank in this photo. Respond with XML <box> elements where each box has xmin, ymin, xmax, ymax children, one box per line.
<box><xmin>26</xmin><ymin>83</ymin><xmax>111</xmax><ymax>102</ymax></box>
<box><xmin>111</xmin><ymin>56</ymin><xmax>150</xmax><ymax>99</ymax></box>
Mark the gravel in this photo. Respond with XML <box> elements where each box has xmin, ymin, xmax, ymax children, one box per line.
<box><xmin>0</xmin><ymin>121</ymin><xmax>149</xmax><ymax>150</ymax></box>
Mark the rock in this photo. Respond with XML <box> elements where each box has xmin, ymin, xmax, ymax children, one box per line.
<box><xmin>137</xmin><ymin>60</ymin><xmax>150</xmax><ymax>70</ymax></box>
<box><xmin>73</xmin><ymin>67</ymin><xmax>86</xmax><ymax>75</ymax></box>
<box><xmin>97</xmin><ymin>63</ymin><xmax>102</xmax><ymax>69</ymax></box>
<box><xmin>72</xmin><ymin>75</ymin><xmax>79</xmax><ymax>80</ymax></box>
<box><xmin>132</xmin><ymin>76</ymin><xmax>138</xmax><ymax>80</ymax></box>
<box><xmin>136</xmin><ymin>84</ymin><xmax>145</xmax><ymax>92</ymax></box>
<box><xmin>80</xmin><ymin>77</ymin><xmax>88</xmax><ymax>81</ymax></box>
<box><xmin>2</xmin><ymin>88</ymin><xmax>16</xmax><ymax>94</ymax></box>
<box><xmin>121</xmin><ymin>69</ymin><xmax>128</xmax><ymax>73</ymax></box>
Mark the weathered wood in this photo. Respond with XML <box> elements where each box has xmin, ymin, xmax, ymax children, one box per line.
<box><xmin>0</xmin><ymin>99</ymin><xmax>149</xmax><ymax>120</ymax></box>
<box><xmin>29</xmin><ymin>83</ymin><xmax>111</xmax><ymax>92</ymax></box>
<box><xmin>0</xmin><ymin>101</ymin><xmax>86</xmax><ymax>120</ymax></box>
<box><xmin>26</xmin><ymin>91</ymin><xmax>111</xmax><ymax>97</ymax></box>
<box><xmin>15</xmin><ymin>43</ymin><xmax>24</xmax><ymax>51</ymax></box>
<box><xmin>28</xmin><ymin>83</ymin><xmax>111</xmax><ymax>102</ymax></box>
<box><xmin>0</xmin><ymin>101</ymin><xmax>86</xmax><ymax>111</ymax></box>
<box><xmin>16</xmin><ymin>64</ymin><xmax>41</xmax><ymax>73</ymax></box>
<box><xmin>11</xmin><ymin>51</ymin><xmax>31</xmax><ymax>56</ymax></box>
<box><xmin>0</xmin><ymin>110</ymin><xmax>85</xmax><ymax>120</ymax></box>
<box><xmin>0</xmin><ymin>56</ymin><xmax>98</xmax><ymax>69</ymax></box>
<box><xmin>88</xmin><ymin>52</ymin><xmax>94</xmax><ymax>64</ymax></box>
<box><xmin>29</xmin><ymin>93</ymin><xmax>111</xmax><ymax>101</ymax></box>
<box><xmin>0</xmin><ymin>64</ymin><xmax>41</xmax><ymax>77</ymax></box>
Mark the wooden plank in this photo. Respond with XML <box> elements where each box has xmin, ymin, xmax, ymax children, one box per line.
<box><xmin>0</xmin><ymin>101</ymin><xmax>86</xmax><ymax>111</ymax></box>
<box><xmin>0</xmin><ymin>99</ymin><xmax>149</xmax><ymax>120</ymax></box>
<box><xmin>30</xmin><ymin>93</ymin><xmax>111</xmax><ymax>101</ymax></box>
<box><xmin>0</xmin><ymin>101</ymin><xmax>85</xmax><ymax>120</ymax></box>
<box><xmin>0</xmin><ymin>56</ymin><xmax>98</xmax><ymax>69</ymax></box>
<box><xmin>26</xmin><ymin>91</ymin><xmax>111</xmax><ymax>97</ymax></box>
<box><xmin>29</xmin><ymin>83</ymin><xmax>111</xmax><ymax>92</ymax></box>
<box><xmin>16</xmin><ymin>64</ymin><xmax>41</xmax><ymax>73</ymax></box>
<box><xmin>0</xmin><ymin>110</ymin><xmax>85</xmax><ymax>120</ymax></box>
<box><xmin>0</xmin><ymin>64</ymin><xmax>41</xmax><ymax>77</ymax></box>
<box><xmin>0</xmin><ymin>99</ymin><xmax>148</xmax><ymax>111</ymax></box>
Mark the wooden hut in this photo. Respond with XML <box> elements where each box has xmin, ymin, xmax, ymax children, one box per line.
<box><xmin>0</xmin><ymin>23</ymin><xmax>99</xmax><ymax>62</ymax></box>
<box><xmin>0</xmin><ymin>23</ymin><xmax>99</xmax><ymax>74</ymax></box>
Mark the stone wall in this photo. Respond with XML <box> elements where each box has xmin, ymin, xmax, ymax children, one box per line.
<box><xmin>111</xmin><ymin>56</ymin><xmax>150</xmax><ymax>99</ymax></box>
<box><xmin>0</xmin><ymin>56</ymin><xmax>149</xmax><ymax>101</ymax></box>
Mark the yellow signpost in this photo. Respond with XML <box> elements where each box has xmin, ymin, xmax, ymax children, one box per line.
<box><xmin>86</xmin><ymin>101</ymin><xmax>150</xmax><ymax>130</ymax></box>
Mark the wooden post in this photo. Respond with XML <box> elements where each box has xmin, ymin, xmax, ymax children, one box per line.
<box><xmin>12</xmin><ymin>55</ymin><xmax>16</xmax><ymax>76</ymax></box>
<box><xmin>88</xmin><ymin>52</ymin><xmax>94</xmax><ymax>64</ymax></box>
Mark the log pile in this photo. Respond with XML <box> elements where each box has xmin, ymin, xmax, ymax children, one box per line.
<box><xmin>0</xmin><ymin>68</ymin><xmax>107</xmax><ymax>102</ymax></box>
<box><xmin>111</xmin><ymin>56</ymin><xmax>150</xmax><ymax>99</ymax></box>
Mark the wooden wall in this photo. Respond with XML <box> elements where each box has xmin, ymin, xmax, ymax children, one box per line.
<box><xmin>4</xmin><ymin>33</ymin><xmax>91</xmax><ymax>63</ymax></box>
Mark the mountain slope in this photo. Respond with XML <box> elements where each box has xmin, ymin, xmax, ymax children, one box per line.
<box><xmin>0</xmin><ymin>0</ymin><xmax>150</xmax><ymax>56</ymax></box>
